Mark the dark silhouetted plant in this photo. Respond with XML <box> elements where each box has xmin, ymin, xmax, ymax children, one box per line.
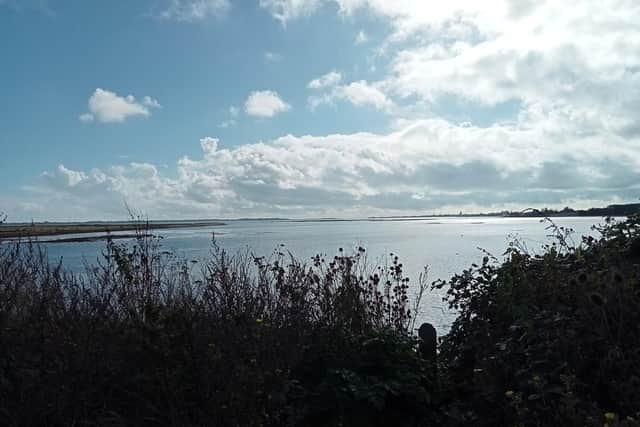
<box><xmin>0</xmin><ymin>227</ymin><xmax>431</xmax><ymax>426</ymax></box>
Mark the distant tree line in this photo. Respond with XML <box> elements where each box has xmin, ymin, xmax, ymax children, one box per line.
<box><xmin>499</xmin><ymin>203</ymin><xmax>640</xmax><ymax>217</ymax></box>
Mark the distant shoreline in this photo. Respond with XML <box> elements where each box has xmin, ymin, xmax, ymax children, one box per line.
<box><xmin>37</xmin><ymin>233</ymin><xmax>152</xmax><ymax>243</ymax></box>
<box><xmin>369</xmin><ymin>203</ymin><xmax>640</xmax><ymax>220</ymax></box>
<box><xmin>0</xmin><ymin>221</ymin><xmax>225</xmax><ymax>240</ymax></box>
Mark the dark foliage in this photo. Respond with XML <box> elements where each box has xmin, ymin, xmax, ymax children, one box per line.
<box><xmin>2</xmin><ymin>214</ymin><xmax>640</xmax><ymax>426</ymax></box>
<box><xmin>433</xmin><ymin>215</ymin><xmax>640</xmax><ymax>426</ymax></box>
<box><xmin>0</xmin><ymin>229</ymin><xmax>431</xmax><ymax>426</ymax></box>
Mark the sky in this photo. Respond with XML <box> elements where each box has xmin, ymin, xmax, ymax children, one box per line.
<box><xmin>1</xmin><ymin>0</ymin><xmax>639</xmax><ymax>221</ymax></box>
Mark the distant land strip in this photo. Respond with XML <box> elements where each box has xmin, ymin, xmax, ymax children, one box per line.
<box><xmin>0</xmin><ymin>221</ymin><xmax>225</xmax><ymax>240</ymax></box>
<box><xmin>369</xmin><ymin>203</ymin><xmax>640</xmax><ymax>220</ymax></box>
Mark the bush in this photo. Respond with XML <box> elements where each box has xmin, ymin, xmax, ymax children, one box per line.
<box><xmin>433</xmin><ymin>215</ymin><xmax>640</xmax><ymax>426</ymax></box>
<box><xmin>0</xmin><ymin>232</ymin><xmax>432</xmax><ymax>426</ymax></box>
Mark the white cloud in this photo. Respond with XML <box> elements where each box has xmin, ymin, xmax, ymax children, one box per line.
<box><xmin>259</xmin><ymin>0</ymin><xmax>321</xmax><ymax>23</ymax></box>
<box><xmin>80</xmin><ymin>88</ymin><xmax>161</xmax><ymax>124</ymax></box>
<box><xmin>337</xmin><ymin>81</ymin><xmax>393</xmax><ymax>110</ymax></box>
<box><xmin>307</xmin><ymin>71</ymin><xmax>342</xmax><ymax>89</ymax></box>
<box><xmin>159</xmin><ymin>0</ymin><xmax>230</xmax><ymax>22</ymax></box>
<box><xmin>20</xmin><ymin>106</ymin><xmax>640</xmax><ymax>220</ymax></box>
<box><xmin>355</xmin><ymin>30</ymin><xmax>368</xmax><ymax>44</ymax></box>
<box><xmin>244</xmin><ymin>90</ymin><xmax>291</xmax><ymax>118</ymax></box>
<box><xmin>51</xmin><ymin>164</ymin><xmax>87</xmax><ymax>187</ymax></box>
<box><xmin>143</xmin><ymin>96</ymin><xmax>162</xmax><ymax>108</ymax></box>
<box><xmin>310</xmin><ymin>80</ymin><xmax>394</xmax><ymax>111</ymax></box>
<box><xmin>78</xmin><ymin>113</ymin><xmax>94</xmax><ymax>123</ymax></box>
<box><xmin>267</xmin><ymin>1</ymin><xmax>640</xmax><ymax>157</ymax></box>
<box><xmin>276</xmin><ymin>1</ymin><xmax>640</xmax><ymax>128</ymax></box>
<box><xmin>370</xmin><ymin>1</ymin><xmax>640</xmax><ymax>153</ymax></box>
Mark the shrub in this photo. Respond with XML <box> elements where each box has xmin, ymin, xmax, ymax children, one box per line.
<box><xmin>0</xmin><ymin>232</ymin><xmax>432</xmax><ymax>426</ymax></box>
<box><xmin>433</xmin><ymin>215</ymin><xmax>640</xmax><ymax>426</ymax></box>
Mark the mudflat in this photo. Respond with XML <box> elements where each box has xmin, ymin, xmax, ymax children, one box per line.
<box><xmin>0</xmin><ymin>221</ymin><xmax>225</xmax><ymax>239</ymax></box>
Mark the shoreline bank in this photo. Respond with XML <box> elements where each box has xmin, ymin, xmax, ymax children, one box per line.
<box><xmin>0</xmin><ymin>221</ymin><xmax>225</xmax><ymax>240</ymax></box>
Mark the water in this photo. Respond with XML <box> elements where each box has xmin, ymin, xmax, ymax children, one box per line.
<box><xmin>37</xmin><ymin>216</ymin><xmax>607</xmax><ymax>333</ymax></box>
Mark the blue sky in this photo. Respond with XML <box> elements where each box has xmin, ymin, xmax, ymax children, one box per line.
<box><xmin>1</xmin><ymin>0</ymin><xmax>639</xmax><ymax>220</ymax></box>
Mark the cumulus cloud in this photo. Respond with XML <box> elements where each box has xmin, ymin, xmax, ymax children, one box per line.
<box><xmin>159</xmin><ymin>0</ymin><xmax>230</xmax><ymax>22</ymax></box>
<box><xmin>20</xmin><ymin>108</ymin><xmax>640</xmax><ymax>220</ymax></box>
<box><xmin>308</xmin><ymin>72</ymin><xmax>393</xmax><ymax>111</ymax></box>
<box><xmin>286</xmin><ymin>2</ymin><xmax>640</xmax><ymax>126</ymax></box>
<box><xmin>267</xmin><ymin>1</ymin><xmax>640</xmax><ymax>165</ymax></box>
<box><xmin>142</xmin><ymin>96</ymin><xmax>162</xmax><ymax>108</ymax></box>
<box><xmin>80</xmin><ymin>88</ymin><xmax>161</xmax><ymax>123</ymax></box>
<box><xmin>244</xmin><ymin>90</ymin><xmax>291</xmax><ymax>118</ymax></box>
<box><xmin>336</xmin><ymin>81</ymin><xmax>393</xmax><ymax>110</ymax></box>
<box><xmin>307</xmin><ymin>71</ymin><xmax>342</xmax><ymax>89</ymax></box>
<box><xmin>310</xmin><ymin>80</ymin><xmax>394</xmax><ymax>111</ymax></box>
<box><xmin>78</xmin><ymin>113</ymin><xmax>94</xmax><ymax>123</ymax></box>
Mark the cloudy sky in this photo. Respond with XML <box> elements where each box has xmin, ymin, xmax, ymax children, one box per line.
<box><xmin>1</xmin><ymin>0</ymin><xmax>639</xmax><ymax>221</ymax></box>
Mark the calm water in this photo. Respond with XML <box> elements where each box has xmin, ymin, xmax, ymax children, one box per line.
<box><xmin>39</xmin><ymin>216</ymin><xmax>607</xmax><ymax>333</ymax></box>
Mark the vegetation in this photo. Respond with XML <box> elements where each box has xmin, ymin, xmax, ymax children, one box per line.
<box><xmin>497</xmin><ymin>203</ymin><xmax>640</xmax><ymax>218</ymax></box>
<box><xmin>1</xmin><ymin>214</ymin><xmax>640</xmax><ymax>426</ymax></box>
<box><xmin>0</xmin><ymin>225</ymin><xmax>431</xmax><ymax>426</ymax></box>
<box><xmin>433</xmin><ymin>215</ymin><xmax>640</xmax><ymax>426</ymax></box>
<box><xmin>370</xmin><ymin>202</ymin><xmax>640</xmax><ymax>219</ymax></box>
